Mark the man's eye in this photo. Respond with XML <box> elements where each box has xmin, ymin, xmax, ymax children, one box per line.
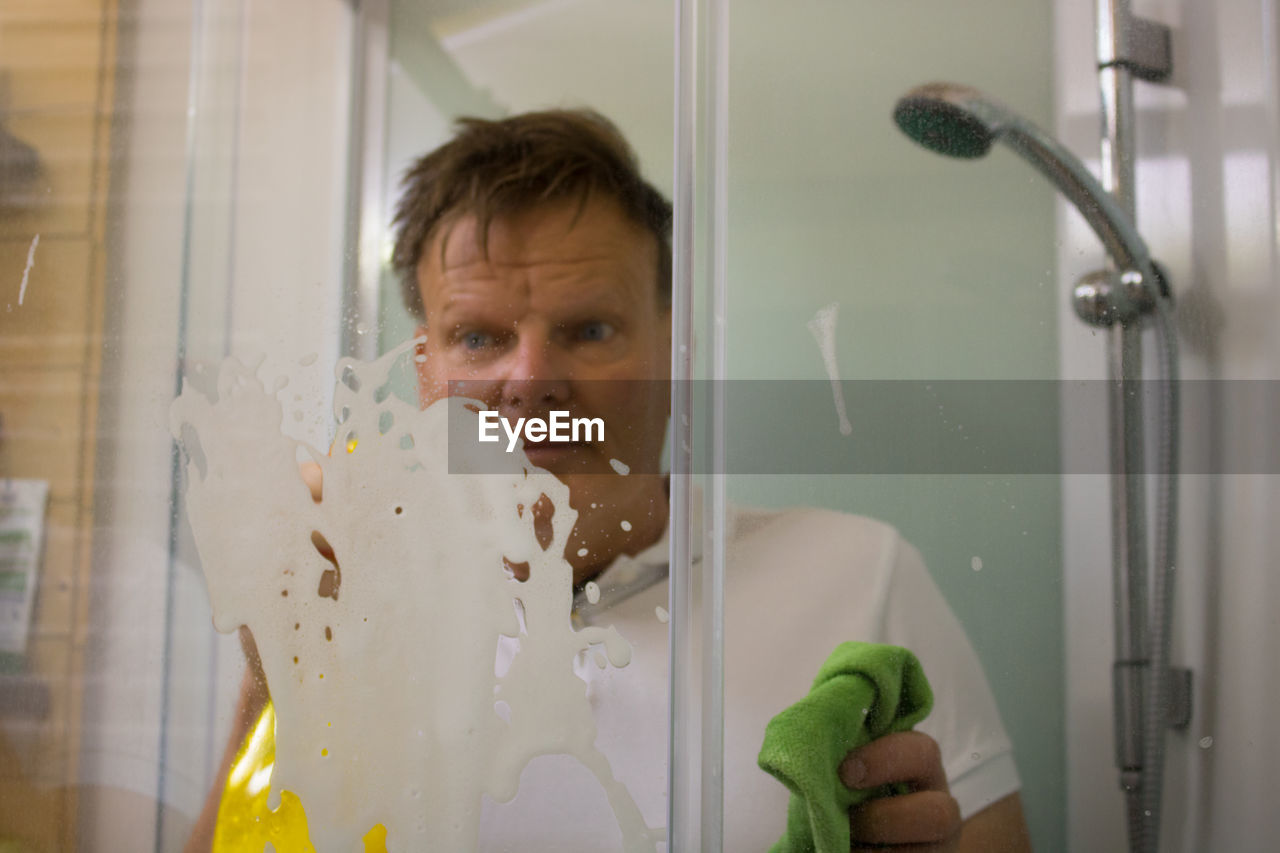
<box><xmin>576</xmin><ymin>321</ymin><xmax>615</xmax><ymax>342</ymax></box>
<box><xmin>461</xmin><ymin>331</ymin><xmax>494</xmax><ymax>350</ymax></box>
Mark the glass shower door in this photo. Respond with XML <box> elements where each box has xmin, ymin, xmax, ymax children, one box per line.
<box><xmin>156</xmin><ymin>0</ymin><xmax>705</xmax><ymax>850</ymax></box>
<box><xmin>707</xmin><ymin>2</ymin><xmax>1062</xmax><ymax>851</ymax></box>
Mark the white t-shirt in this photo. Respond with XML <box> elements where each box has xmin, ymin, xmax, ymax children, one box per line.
<box><xmin>480</xmin><ymin>503</ymin><xmax>1020</xmax><ymax>850</ymax></box>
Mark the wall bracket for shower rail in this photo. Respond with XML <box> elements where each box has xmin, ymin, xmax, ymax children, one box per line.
<box><xmin>1098</xmin><ymin>10</ymin><xmax>1172</xmax><ymax>84</ymax></box>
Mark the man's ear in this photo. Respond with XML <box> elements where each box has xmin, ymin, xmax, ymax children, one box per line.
<box><xmin>413</xmin><ymin>325</ymin><xmax>431</xmax><ymax>410</ymax></box>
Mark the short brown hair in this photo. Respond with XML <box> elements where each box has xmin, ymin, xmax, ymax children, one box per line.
<box><xmin>391</xmin><ymin>109</ymin><xmax>673</xmax><ymax>319</ymax></box>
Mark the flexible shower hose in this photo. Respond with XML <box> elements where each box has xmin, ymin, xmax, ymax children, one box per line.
<box><xmin>1130</xmin><ymin>276</ymin><xmax>1180</xmax><ymax>853</ymax></box>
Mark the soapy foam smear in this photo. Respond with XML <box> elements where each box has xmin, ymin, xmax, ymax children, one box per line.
<box><xmin>806</xmin><ymin>302</ymin><xmax>854</xmax><ymax>436</ymax></box>
<box><xmin>170</xmin><ymin>339</ymin><xmax>661</xmax><ymax>852</ymax></box>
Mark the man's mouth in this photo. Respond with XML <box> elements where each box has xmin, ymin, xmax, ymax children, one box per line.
<box><xmin>520</xmin><ymin>439</ymin><xmax>601</xmax><ymax>470</ymax></box>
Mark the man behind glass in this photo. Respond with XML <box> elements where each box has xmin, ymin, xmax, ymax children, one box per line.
<box><xmin>189</xmin><ymin>109</ymin><xmax>1032</xmax><ymax>852</ymax></box>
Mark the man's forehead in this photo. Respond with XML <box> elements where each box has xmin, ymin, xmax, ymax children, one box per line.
<box><xmin>429</xmin><ymin>199</ymin><xmax>651</xmax><ymax>272</ymax></box>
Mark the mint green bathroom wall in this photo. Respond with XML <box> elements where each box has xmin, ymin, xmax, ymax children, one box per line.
<box><xmin>375</xmin><ymin>2</ymin><xmax>1063</xmax><ymax>848</ymax></box>
<box><xmin>720</xmin><ymin>3</ymin><xmax>1064</xmax><ymax>850</ymax></box>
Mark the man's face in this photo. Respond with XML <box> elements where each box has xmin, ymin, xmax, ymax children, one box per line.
<box><xmin>414</xmin><ymin>195</ymin><xmax>671</xmax><ymax>564</ymax></box>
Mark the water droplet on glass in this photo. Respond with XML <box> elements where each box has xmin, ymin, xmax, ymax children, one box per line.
<box><xmin>971</xmin><ymin>556</ymin><xmax>984</xmax><ymax>572</ymax></box>
<box><xmin>1199</xmin><ymin>736</ymin><xmax>1213</xmax><ymax>749</ymax></box>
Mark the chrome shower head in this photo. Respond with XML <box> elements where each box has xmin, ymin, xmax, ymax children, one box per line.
<box><xmin>893</xmin><ymin>82</ymin><xmax>1161</xmax><ymax>315</ymax></box>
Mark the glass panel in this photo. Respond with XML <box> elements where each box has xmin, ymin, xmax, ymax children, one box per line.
<box><xmin>713</xmin><ymin>1</ymin><xmax>1062</xmax><ymax>848</ymax></box>
<box><xmin>3</xmin><ymin>0</ymin><xmax>1280</xmax><ymax>851</ymax></box>
<box><xmin>706</xmin><ymin>2</ymin><xmax>1277</xmax><ymax>853</ymax></box>
<box><xmin>6</xmin><ymin>0</ymin><xmax>687</xmax><ymax>849</ymax></box>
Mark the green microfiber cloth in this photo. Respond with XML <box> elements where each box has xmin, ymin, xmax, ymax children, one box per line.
<box><xmin>757</xmin><ymin>641</ymin><xmax>934</xmax><ymax>853</ymax></box>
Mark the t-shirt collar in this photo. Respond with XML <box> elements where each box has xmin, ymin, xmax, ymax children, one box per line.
<box><xmin>572</xmin><ymin>484</ymin><xmax>706</xmax><ymax>618</ymax></box>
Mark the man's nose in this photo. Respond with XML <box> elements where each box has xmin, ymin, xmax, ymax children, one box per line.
<box><xmin>501</xmin><ymin>335</ymin><xmax>571</xmax><ymax>409</ymax></box>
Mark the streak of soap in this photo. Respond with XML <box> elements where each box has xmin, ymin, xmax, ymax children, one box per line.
<box><xmin>806</xmin><ymin>302</ymin><xmax>853</xmax><ymax>436</ymax></box>
<box><xmin>17</xmin><ymin>233</ymin><xmax>39</xmax><ymax>305</ymax></box>
<box><xmin>169</xmin><ymin>338</ymin><xmax>660</xmax><ymax>852</ymax></box>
